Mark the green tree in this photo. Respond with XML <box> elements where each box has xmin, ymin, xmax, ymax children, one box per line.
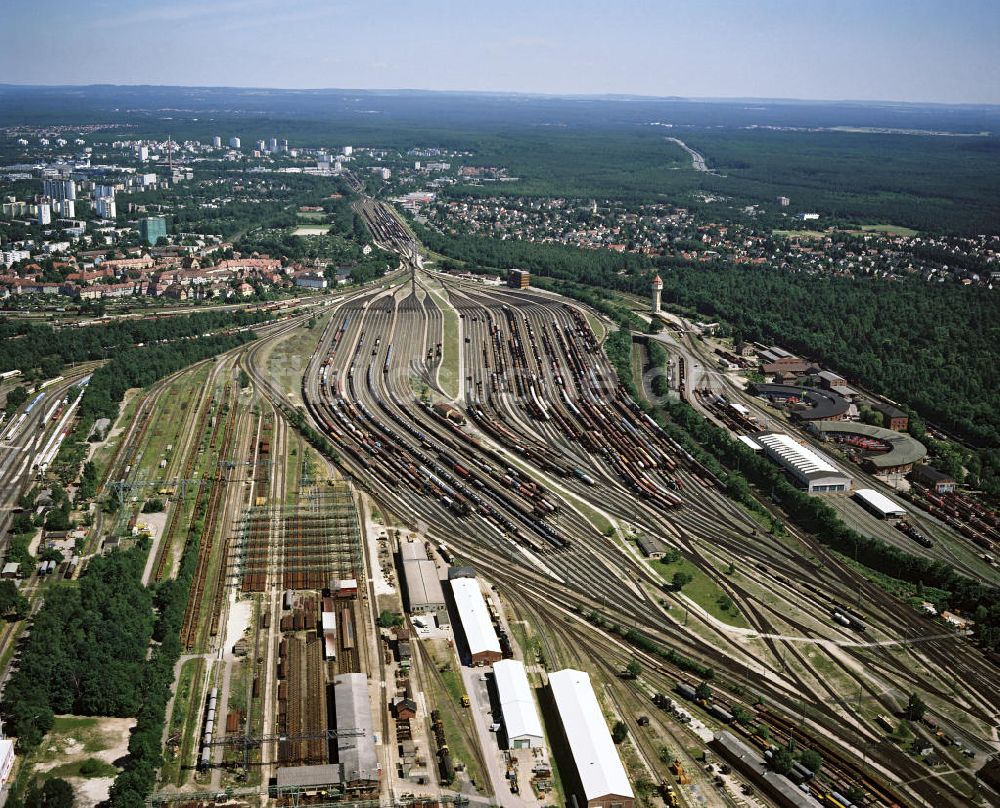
<box><xmin>377</xmin><ymin>610</ymin><xmax>403</xmax><ymax>628</ymax></box>
<box><xmin>625</xmin><ymin>660</ymin><xmax>642</xmax><ymax>678</ymax></box>
<box><xmin>694</xmin><ymin>682</ymin><xmax>712</xmax><ymax>701</ymax></box>
<box><xmin>41</xmin><ymin>778</ymin><xmax>75</xmax><ymax>808</ymax></box>
<box><xmin>904</xmin><ymin>692</ymin><xmax>927</xmax><ymax>722</ymax></box>
<box><xmin>611</xmin><ymin>720</ymin><xmax>629</xmax><ymax>744</ymax></box>
<box><xmin>799</xmin><ymin>748</ymin><xmax>823</xmax><ymax>774</ymax></box>
<box><xmin>4</xmin><ymin>385</ymin><xmax>28</xmax><ymax>416</ymax></box>
<box><xmin>845</xmin><ymin>784</ymin><xmax>866</xmax><ymax>804</ymax></box>
<box><xmin>0</xmin><ymin>581</ymin><xmax>29</xmax><ymax>620</ymax></box>
<box><xmin>671</xmin><ymin>571</ymin><xmax>693</xmax><ymax>590</ymax></box>
<box><xmin>770</xmin><ymin>746</ymin><xmax>794</xmax><ymax>775</ymax></box>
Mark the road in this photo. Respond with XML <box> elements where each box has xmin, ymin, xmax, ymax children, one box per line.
<box><xmin>666</xmin><ymin>136</ymin><xmax>722</xmax><ymax>176</ymax></box>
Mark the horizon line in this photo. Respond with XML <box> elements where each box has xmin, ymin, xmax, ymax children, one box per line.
<box><xmin>1</xmin><ymin>81</ymin><xmax>998</xmax><ymax>110</ymax></box>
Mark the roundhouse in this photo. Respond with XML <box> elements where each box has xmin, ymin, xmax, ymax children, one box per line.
<box><xmin>752</xmin><ymin>383</ymin><xmax>849</xmax><ymax>422</ymax></box>
<box><xmin>808</xmin><ymin>421</ymin><xmax>926</xmax><ymax>474</ymax></box>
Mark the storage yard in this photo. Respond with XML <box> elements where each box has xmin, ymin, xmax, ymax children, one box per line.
<box><xmin>5</xmin><ymin>189</ymin><xmax>997</xmax><ymax>808</ymax></box>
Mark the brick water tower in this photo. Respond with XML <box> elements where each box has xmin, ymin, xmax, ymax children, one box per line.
<box><xmin>651</xmin><ymin>274</ymin><xmax>663</xmax><ymax>314</ymax></box>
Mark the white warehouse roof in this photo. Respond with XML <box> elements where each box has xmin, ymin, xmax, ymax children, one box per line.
<box><xmin>450</xmin><ymin>577</ymin><xmax>500</xmax><ymax>658</ymax></box>
<box><xmin>737</xmin><ymin>435</ymin><xmax>762</xmax><ymax>452</ymax></box>
<box><xmin>755</xmin><ymin>432</ymin><xmax>839</xmax><ymax>478</ymax></box>
<box><xmin>493</xmin><ymin>659</ymin><xmax>543</xmax><ymax>746</ymax></box>
<box><xmin>854</xmin><ymin>488</ymin><xmax>907</xmax><ymax>518</ymax></box>
<box><xmin>548</xmin><ymin>669</ymin><xmax>634</xmax><ymax>803</ymax></box>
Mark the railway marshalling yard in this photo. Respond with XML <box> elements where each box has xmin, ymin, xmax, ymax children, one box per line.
<box><xmin>17</xmin><ymin>211</ymin><xmax>1000</xmax><ymax>808</ymax></box>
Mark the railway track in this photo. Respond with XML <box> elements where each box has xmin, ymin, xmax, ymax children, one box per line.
<box><xmin>235</xmin><ymin>260</ymin><xmax>993</xmax><ymax>807</ymax></box>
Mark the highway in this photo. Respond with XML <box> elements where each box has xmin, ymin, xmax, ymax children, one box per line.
<box><xmin>666</xmin><ymin>136</ymin><xmax>722</xmax><ymax>176</ymax></box>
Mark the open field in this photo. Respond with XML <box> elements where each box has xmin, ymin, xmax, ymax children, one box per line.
<box><xmin>772</xmin><ymin>229</ymin><xmax>827</xmax><ymax>239</ymax></box>
<box><xmin>27</xmin><ymin>716</ymin><xmax>135</xmax><ymax>808</ymax></box>
<box><xmin>652</xmin><ymin>558</ymin><xmax>749</xmax><ymax>628</ymax></box>
<box><xmin>857</xmin><ymin>223</ymin><xmax>920</xmax><ymax>236</ymax></box>
<box><xmin>291</xmin><ymin>225</ymin><xmax>330</xmax><ymax>236</ymax></box>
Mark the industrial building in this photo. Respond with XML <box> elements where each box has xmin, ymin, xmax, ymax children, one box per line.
<box><xmin>507</xmin><ymin>268</ymin><xmax>530</xmax><ymax>289</ymax></box>
<box><xmin>711</xmin><ymin>732</ymin><xmax>822</xmax><ymax>808</ymax></box>
<box><xmin>752</xmin><ymin>384</ymin><xmax>849</xmax><ymax>422</ymax></box>
<box><xmin>809</xmin><ymin>421</ymin><xmax>926</xmax><ymax>474</ymax></box>
<box><xmin>333</xmin><ymin>673</ymin><xmax>379</xmax><ymax>790</ymax></box>
<box><xmin>754</xmin><ymin>433</ymin><xmax>852</xmax><ymax>493</ymax></box>
<box><xmin>492</xmin><ymin>659</ymin><xmax>544</xmax><ymax>749</ymax></box>
<box><xmin>870</xmin><ymin>401</ymin><xmax>909</xmax><ymax>431</ymax></box>
<box><xmin>910</xmin><ymin>464</ymin><xmax>956</xmax><ymax>494</ymax></box>
<box><xmin>816</xmin><ymin>370</ymin><xmax>846</xmax><ymax>390</ymax></box>
<box><xmin>275</xmin><ymin>764</ymin><xmax>343</xmax><ymax>793</ymax></box>
<box><xmin>0</xmin><ymin>738</ymin><xmax>13</xmax><ymax>786</ymax></box>
<box><xmin>636</xmin><ymin>534</ymin><xmax>668</xmax><ymax>560</ymax></box>
<box><xmin>853</xmin><ymin>488</ymin><xmax>907</xmax><ymax>520</ymax></box>
<box><xmin>450</xmin><ymin>576</ymin><xmax>501</xmax><ymax>665</ymax></box>
<box><xmin>399</xmin><ymin>541</ymin><xmax>448</xmax><ymax>622</ymax></box>
<box><xmin>547</xmin><ymin>669</ymin><xmax>634</xmax><ymax>808</ymax></box>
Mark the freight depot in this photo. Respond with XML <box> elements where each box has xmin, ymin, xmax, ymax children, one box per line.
<box><xmin>283</xmin><ymin>266</ymin><xmax>998</xmax><ymax>808</ymax></box>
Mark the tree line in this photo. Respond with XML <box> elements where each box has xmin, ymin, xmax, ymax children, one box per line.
<box><xmin>79</xmin><ymin>332</ymin><xmax>256</xmax><ymax>422</ymax></box>
<box><xmin>0</xmin><ymin>309</ymin><xmax>270</xmax><ymax>379</ymax></box>
<box><xmin>1</xmin><ymin>549</ymin><xmax>154</xmax><ymax>748</ymax></box>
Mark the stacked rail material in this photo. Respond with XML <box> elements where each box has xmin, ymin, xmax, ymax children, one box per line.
<box><xmin>234</xmin><ymin>485</ymin><xmax>363</xmax><ymax>593</ymax></box>
<box><xmin>337</xmin><ymin>601</ymin><xmax>358</xmax><ymax>673</ymax></box>
<box><xmin>321</xmin><ymin>598</ymin><xmax>338</xmax><ymax>660</ymax></box>
<box><xmin>279</xmin><ymin>634</ymin><xmax>328</xmax><ymax>765</ymax></box>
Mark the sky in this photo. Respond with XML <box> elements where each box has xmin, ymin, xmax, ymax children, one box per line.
<box><xmin>3</xmin><ymin>0</ymin><xmax>999</xmax><ymax>105</ymax></box>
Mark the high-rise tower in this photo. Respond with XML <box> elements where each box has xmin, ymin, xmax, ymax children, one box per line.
<box><xmin>651</xmin><ymin>274</ymin><xmax>663</xmax><ymax>314</ymax></box>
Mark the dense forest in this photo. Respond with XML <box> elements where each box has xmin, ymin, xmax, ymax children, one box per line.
<box><xmin>109</xmin><ymin>509</ymin><xmax>203</xmax><ymax>808</ymax></box>
<box><xmin>79</xmin><ymin>332</ymin><xmax>257</xmax><ymax>421</ymax></box>
<box><xmin>5</xmin><ymin>86</ymin><xmax>999</xmax><ymax>233</ymax></box>
<box><xmin>0</xmin><ymin>310</ymin><xmax>270</xmax><ymax>379</ymax></box>
<box><xmin>656</xmin><ymin>265</ymin><xmax>1000</xmax><ymax>448</ymax></box>
<box><xmin>1</xmin><ymin>550</ymin><xmax>154</xmax><ymax>747</ymax></box>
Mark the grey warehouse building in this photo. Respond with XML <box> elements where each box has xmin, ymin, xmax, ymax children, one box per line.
<box><xmin>399</xmin><ymin>540</ymin><xmax>449</xmax><ymax>624</ymax></box>
<box><xmin>334</xmin><ymin>673</ymin><xmax>380</xmax><ymax>790</ymax></box>
<box><xmin>754</xmin><ymin>432</ymin><xmax>852</xmax><ymax>493</ymax></box>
